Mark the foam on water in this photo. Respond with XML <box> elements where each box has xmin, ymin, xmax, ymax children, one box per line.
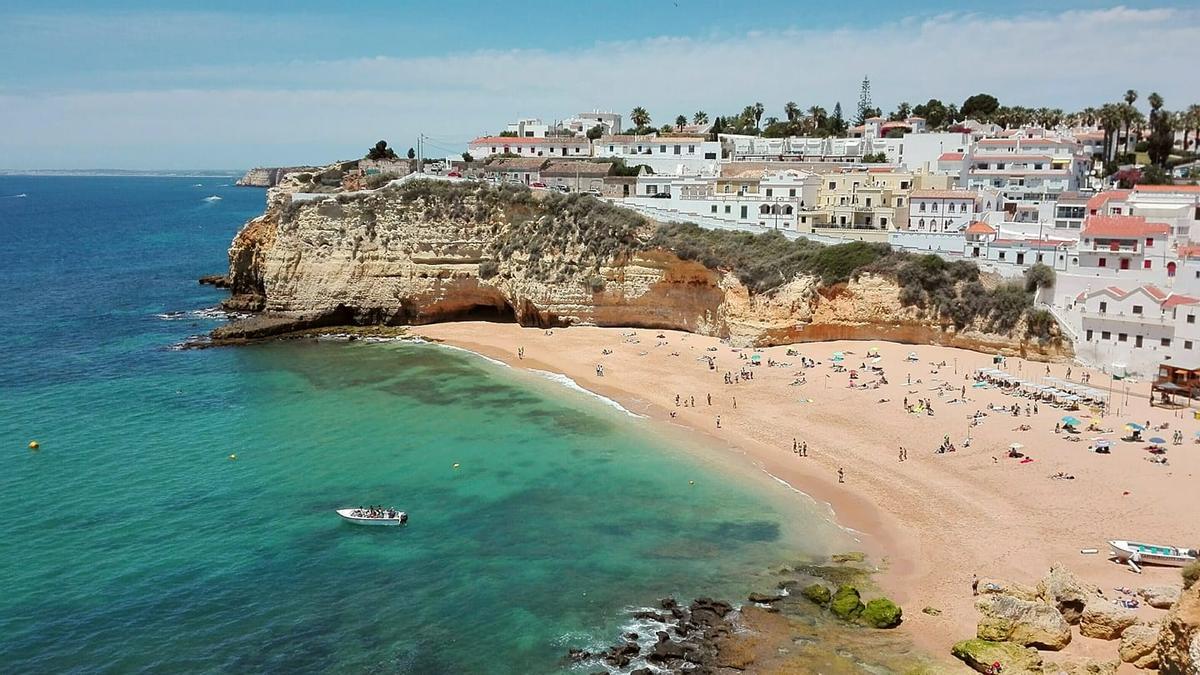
<box><xmin>529</xmin><ymin>369</ymin><xmax>646</xmax><ymax>418</ymax></box>
<box><xmin>431</xmin><ymin>342</ymin><xmax>512</xmax><ymax>368</ymax></box>
<box><xmin>203</xmin><ymin>195</ymin><xmax>222</xmax><ymax>202</ymax></box>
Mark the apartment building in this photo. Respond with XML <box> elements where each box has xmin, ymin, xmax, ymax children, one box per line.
<box><xmin>467</xmin><ymin>136</ymin><xmax>592</xmax><ymax>160</ymax></box>
<box><xmin>593</xmin><ymin>134</ymin><xmax>720</xmax><ymax>174</ymax></box>
<box><xmin>560</xmin><ymin>110</ymin><xmax>622</xmax><ymax>136</ymax></box>
<box><xmin>1074</xmin><ymin>284</ymin><xmax>1200</xmax><ymax>375</ymax></box>
<box><xmin>804</xmin><ymin>168</ymin><xmax>952</xmax><ymax>236</ymax></box>
<box><xmin>907</xmin><ymin>189</ymin><xmax>981</xmax><ymax>232</ymax></box>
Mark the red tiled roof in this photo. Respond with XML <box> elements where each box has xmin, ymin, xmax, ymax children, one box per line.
<box><xmin>977</xmin><ymin>138</ymin><xmax>1076</xmax><ymax>146</ymax></box>
<box><xmin>965</xmin><ymin>221</ymin><xmax>996</xmax><ymax>234</ymax></box>
<box><xmin>1081</xmin><ymin>285</ymin><xmax>1169</xmax><ymax>302</ymax></box>
<box><xmin>1133</xmin><ymin>184</ymin><xmax>1200</xmax><ymax>194</ymax></box>
<box><xmin>1144</xmin><ymin>285</ymin><xmax>1168</xmax><ymax>301</ymax></box>
<box><xmin>1082</xmin><ymin>214</ymin><xmax>1169</xmax><ymax>238</ymax></box>
<box><xmin>938</xmin><ymin>152</ymin><xmax>964</xmax><ymax>161</ymax></box>
<box><xmin>991</xmin><ymin>238</ymin><xmax>1069</xmax><ymax>249</ymax></box>
<box><xmin>1178</xmin><ymin>245</ymin><xmax>1200</xmax><ymax>259</ymax></box>
<box><xmin>470</xmin><ymin>136</ymin><xmax>589</xmax><ymax>145</ymax></box>
<box><xmin>1164</xmin><ymin>294</ymin><xmax>1200</xmax><ymax>309</ymax></box>
<box><xmin>1085</xmin><ymin>190</ymin><xmax>1130</xmax><ymax>212</ymax></box>
<box><xmin>971</xmin><ymin>154</ymin><xmax>1055</xmax><ymax>162</ymax></box>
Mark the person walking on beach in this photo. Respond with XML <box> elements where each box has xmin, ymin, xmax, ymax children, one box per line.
<box><xmin>732</xmin><ymin>396</ymin><xmax>736</xmax><ymax>408</ymax></box>
<box><xmin>707</xmin><ymin>393</ymin><xmax>711</xmax><ymax>406</ymax></box>
<box><xmin>690</xmin><ymin>396</ymin><xmax>694</xmax><ymax>407</ymax></box>
<box><xmin>675</xmin><ymin>394</ymin><xmax>680</xmax><ymax>407</ymax></box>
<box><xmin>716</xmin><ymin>416</ymin><xmax>721</xmax><ymax>429</ymax></box>
<box><xmin>972</xmin><ymin>573</ymin><xmax>979</xmax><ymax>596</ymax></box>
<box><xmin>802</xmin><ymin>442</ymin><xmax>808</xmax><ymax>457</ymax></box>
<box><xmin>837</xmin><ymin>467</ymin><xmax>844</xmax><ymax>483</ymax></box>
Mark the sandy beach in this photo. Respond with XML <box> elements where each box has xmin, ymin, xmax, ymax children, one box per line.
<box><xmin>412</xmin><ymin>322</ymin><xmax>1199</xmax><ymax>667</ymax></box>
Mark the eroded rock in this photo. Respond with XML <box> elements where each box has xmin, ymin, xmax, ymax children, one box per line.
<box><xmin>975</xmin><ymin>594</ymin><xmax>1071</xmax><ymax>650</ymax></box>
<box><xmin>1079</xmin><ymin>600</ymin><xmax>1138</xmax><ymax>640</ymax></box>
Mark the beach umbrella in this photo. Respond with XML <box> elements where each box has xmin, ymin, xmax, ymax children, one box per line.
<box><xmin>867</xmin><ymin>346</ymin><xmax>880</xmax><ymax>356</ymax></box>
<box><xmin>1009</xmin><ymin>442</ymin><xmax>1024</xmax><ymax>450</ymax></box>
<box><xmin>1061</xmin><ymin>416</ymin><xmax>1081</xmax><ymax>426</ymax></box>
<box><xmin>1149</xmin><ymin>437</ymin><xmax>1167</xmax><ymax>445</ymax></box>
<box><xmin>750</xmin><ymin>354</ymin><xmax>761</xmax><ymax>363</ymax></box>
<box><xmin>1125</xmin><ymin>422</ymin><xmax>1145</xmax><ymax>431</ymax></box>
<box><xmin>1194</xmin><ymin>431</ymin><xmax>1200</xmax><ymax>437</ymax></box>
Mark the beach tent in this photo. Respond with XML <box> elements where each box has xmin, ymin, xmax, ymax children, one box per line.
<box><xmin>1062</xmin><ymin>416</ymin><xmax>1081</xmax><ymax>426</ymax></box>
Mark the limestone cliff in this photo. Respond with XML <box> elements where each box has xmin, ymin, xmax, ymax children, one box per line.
<box><xmin>1157</xmin><ymin>582</ymin><xmax>1200</xmax><ymax>674</ymax></box>
<box><xmin>219</xmin><ymin>178</ymin><xmax>1069</xmax><ymax>358</ymax></box>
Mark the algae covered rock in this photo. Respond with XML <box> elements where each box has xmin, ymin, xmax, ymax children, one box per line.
<box><xmin>861</xmin><ymin>597</ymin><xmax>903</xmax><ymax>628</ymax></box>
<box><xmin>829</xmin><ymin>585</ymin><xmax>864</xmax><ymax>620</ymax></box>
<box><xmin>801</xmin><ymin>583</ymin><xmax>832</xmax><ymax>606</ymax></box>
<box><xmin>951</xmin><ymin>639</ymin><xmax>1043</xmax><ymax>674</ymax></box>
<box><xmin>830</xmin><ymin>551</ymin><xmax>866</xmax><ymax>564</ymax></box>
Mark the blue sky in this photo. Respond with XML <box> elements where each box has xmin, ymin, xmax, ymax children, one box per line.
<box><xmin>2</xmin><ymin>1</ymin><xmax>1198</xmax><ymax>168</ymax></box>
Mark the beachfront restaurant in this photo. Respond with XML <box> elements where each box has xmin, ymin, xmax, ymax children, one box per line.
<box><xmin>1152</xmin><ymin>360</ymin><xmax>1200</xmax><ymax>406</ymax></box>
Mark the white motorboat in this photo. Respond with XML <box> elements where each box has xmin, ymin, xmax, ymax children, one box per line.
<box><xmin>337</xmin><ymin>508</ymin><xmax>408</xmax><ymax>526</ymax></box>
<box><xmin>1108</xmin><ymin>539</ymin><xmax>1197</xmax><ymax>568</ymax></box>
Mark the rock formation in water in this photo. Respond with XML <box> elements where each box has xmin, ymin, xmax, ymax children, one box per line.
<box><xmin>216</xmin><ymin>175</ymin><xmax>1070</xmax><ymax>358</ymax></box>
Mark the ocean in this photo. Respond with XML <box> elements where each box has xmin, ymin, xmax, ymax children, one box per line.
<box><xmin>0</xmin><ymin>177</ymin><xmax>850</xmax><ymax>673</ymax></box>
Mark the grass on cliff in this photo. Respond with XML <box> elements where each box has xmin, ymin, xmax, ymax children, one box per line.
<box><xmin>651</xmin><ymin>222</ymin><xmax>1057</xmax><ymax>340</ymax></box>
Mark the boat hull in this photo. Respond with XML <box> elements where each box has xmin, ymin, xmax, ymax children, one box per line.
<box><xmin>1108</xmin><ymin>540</ymin><xmax>1196</xmax><ymax>567</ymax></box>
<box><xmin>337</xmin><ymin>509</ymin><xmax>407</xmax><ymax>526</ymax></box>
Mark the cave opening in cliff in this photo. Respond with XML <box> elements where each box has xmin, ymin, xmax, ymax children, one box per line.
<box><xmin>445</xmin><ymin>302</ymin><xmax>518</xmax><ymax>323</ymax></box>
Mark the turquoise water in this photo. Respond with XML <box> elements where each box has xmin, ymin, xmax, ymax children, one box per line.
<box><xmin>0</xmin><ymin>178</ymin><xmax>847</xmax><ymax>673</ymax></box>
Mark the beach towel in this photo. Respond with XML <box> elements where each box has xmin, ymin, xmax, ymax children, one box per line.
<box><xmin>1019</xmin><ymin>458</ymin><xmax>1034</xmax><ymax>464</ymax></box>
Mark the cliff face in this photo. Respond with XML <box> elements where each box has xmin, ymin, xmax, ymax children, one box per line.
<box><xmin>222</xmin><ymin>179</ymin><xmax>1069</xmax><ymax>358</ymax></box>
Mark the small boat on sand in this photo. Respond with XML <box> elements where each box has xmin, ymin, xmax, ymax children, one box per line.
<box><xmin>337</xmin><ymin>507</ymin><xmax>407</xmax><ymax>526</ymax></box>
<box><xmin>1108</xmin><ymin>539</ymin><xmax>1197</xmax><ymax>568</ymax></box>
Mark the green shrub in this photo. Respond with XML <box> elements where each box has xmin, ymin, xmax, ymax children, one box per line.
<box><xmin>1184</xmin><ymin>560</ymin><xmax>1200</xmax><ymax>590</ymax></box>
<box><xmin>1024</xmin><ymin>263</ymin><xmax>1056</xmax><ymax>292</ymax></box>
<box><xmin>364</xmin><ymin>172</ymin><xmax>400</xmax><ymax>189</ymax></box>
<box><xmin>588</xmin><ymin>276</ymin><xmax>606</xmax><ymax>292</ymax></box>
<box><xmin>478</xmin><ymin>260</ymin><xmax>500</xmax><ymax>279</ymax></box>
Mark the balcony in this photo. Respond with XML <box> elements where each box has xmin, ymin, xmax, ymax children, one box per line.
<box><xmin>1080</xmin><ymin>310</ymin><xmax>1172</xmax><ymax>325</ymax></box>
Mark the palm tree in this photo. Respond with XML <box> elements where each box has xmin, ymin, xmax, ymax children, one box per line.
<box><xmin>1126</xmin><ymin>107</ymin><xmax>1146</xmax><ymax>156</ymax></box>
<box><xmin>1148</xmin><ymin>92</ymin><xmax>1164</xmax><ymax>123</ymax></box>
<box><xmin>1082</xmin><ymin>107</ymin><xmax>1098</xmax><ymax>127</ymax></box>
<box><xmin>783</xmin><ymin>101</ymin><xmax>800</xmax><ymax>122</ymax></box>
<box><xmin>692</xmin><ymin>111</ymin><xmax>708</xmax><ymax>125</ymax></box>
<box><xmin>1124</xmin><ymin>89</ymin><xmax>1138</xmax><ymax>106</ymax></box>
<box><xmin>1099</xmin><ymin>104</ymin><xmax>1122</xmax><ymax>161</ymax></box>
<box><xmin>1184</xmin><ymin>104</ymin><xmax>1200</xmax><ymax>152</ymax></box>
<box><xmin>675</xmin><ymin>115</ymin><xmax>687</xmax><ymax>132</ymax></box>
<box><xmin>808</xmin><ymin>105</ymin><xmax>827</xmax><ymax>130</ymax></box>
<box><xmin>753</xmin><ymin>102</ymin><xmax>765</xmax><ymax>129</ymax></box>
<box><xmin>630</xmin><ymin>107</ymin><xmax>650</xmax><ymax>130</ymax></box>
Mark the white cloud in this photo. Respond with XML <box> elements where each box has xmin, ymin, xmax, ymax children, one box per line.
<box><xmin>2</xmin><ymin>6</ymin><xmax>1199</xmax><ymax>168</ymax></box>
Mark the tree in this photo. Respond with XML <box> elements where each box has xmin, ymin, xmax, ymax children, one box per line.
<box><xmin>406</xmin><ymin>147</ymin><xmax>416</xmax><ymax>160</ymax></box>
<box><xmin>586</xmin><ymin>124</ymin><xmax>605</xmax><ymax>140</ymax></box>
<box><xmin>960</xmin><ymin>93</ymin><xmax>1000</xmax><ymax>121</ymax></box>
<box><xmin>808</xmin><ymin>105</ymin><xmax>827</xmax><ymax>130</ymax></box>
<box><xmin>830</xmin><ymin>102</ymin><xmax>846</xmax><ymax>135</ymax></box>
<box><xmin>889</xmin><ymin>101</ymin><xmax>912</xmax><ymax>121</ymax></box>
<box><xmin>1148</xmin><ymin>92</ymin><xmax>1164</xmax><ymax>120</ymax></box>
<box><xmin>675</xmin><ymin>115</ymin><xmax>687</xmax><ymax>132</ymax></box>
<box><xmin>854</xmin><ymin>75</ymin><xmax>873</xmax><ymax>125</ymax></box>
<box><xmin>1147</xmin><ymin>104</ymin><xmax>1174</xmax><ymax>168</ymax></box>
<box><xmin>630</xmin><ymin>106</ymin><xmax>651</xmax><ymax>129</ymax></box>
<box><xmin>1124</xmin><ymin>89</ymin><xmax>1138</xmax><ymax>106</ymax></box>
<box><xmin>366</xmin><ymin>140</ymin><xmax>398</xmax><ymax>160</ymax></box>
<box><xmin>913</xmin><ymin>99</ymin><xmax>948</xmax><ymax>128</ymax></box>
<box><xmin>784</xmin><ymin>101</ymin><xmax>800</xmax><ymax>122</ymax></box>
<box><xmin>753</xmin><ymin>102</ymin><xmax>765</xmax><ymax>129</ymax></box>
<box><xmin>461</xmin><ymin>152</ymin><xmax>474</xmax><ymax>163</ymax></box>
<box><xmin>692</xmin><ymin>111</ymin><xmax>708</xmax><ymax>125</ymax></box>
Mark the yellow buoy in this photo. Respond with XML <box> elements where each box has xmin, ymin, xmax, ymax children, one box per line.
<box><xmin>28</xmin><ymin>440</ymin><xmax>40</xmax><ymax>450</ymax></box>
<box><xmin>229</xmin><ymin>453</ymin><xmax>237</xmax><ymax>461</ymax></box>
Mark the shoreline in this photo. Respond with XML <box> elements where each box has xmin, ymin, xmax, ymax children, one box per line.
<box><xmin>409</xmin><ymin>322</ymin><xmax>1200</xmax><ymax>667</ymax></box>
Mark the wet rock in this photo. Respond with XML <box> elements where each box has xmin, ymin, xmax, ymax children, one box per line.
<box><xmin>748</xmin><ymin>591</ymin><xmax>783</xmax><ymax>604</ymax></box>
<box><xmin>831</xmin><ymin>551</ymin><xmax>866</xmax><ymax>564</ymax></box>
<box><xmin>630</xmin><ymin>669</ymin><xmax>653</xmax><ymax>675</ymax></box>
<box><xmin>801</xmin><ymin>583</ymin><xmax>832</xmax><ymax>606</ymax></box>
<box><xmin>829</xmin><ymin>585</ymin><xmax>864</xmax><ymax>621</ymax></box>
<box><xmin>659</xmin><ymin>597</ymin><xmax>678</xmax><ymax>610</ymax></box>
<box><xmin>861</xmin><ymin>597</ymin><xmax>903</xmax><ymax>628</ymax></box>
<box><xmin>1079</xmin><ymin>600</ymin><xmax>1138</xmax><ymax>640</ymax></box>
<box><xmin>632</xmin><ymin>610</ymin><xmax>669</xmax><ymax>622</ymax></box>
<box><xmin>624</xmin><ymin>632</ymin><xmax>639</xmax><ymax>641</ymax></box>
<box><xmin>1118</xmin><ymin>623</ymin><xmax>1160</xmax><ymax>669</ymax></box>
<box><xmin>198</xmin><ymin>274</ymin><xmax>230</xmax><ymax>288</ymax></box>
<box><xmin>975</xmin><ymin>594</ymin><xmax>1071</xmax><ymax>650</ymax></box>
<box><xmin>648</xmin><ymin>633</ymin><xmax>687</xmax><ymax>662</ymax></box>
<box><xmin>566</xmin><ymin>648</ymin><xmax>590</xmax><ymax>662</ymax></box>
<box><xmin>951</xmin><ymin>638</ymin><xmax>1043</xmax><ymax>674</ymax></box>
<box><xmin>1138</xmin><ymin>585</ymin><xmax>1181</xmax><ymax>610</ymax></box>
<box><xmin>1037</xmin><ymin>562</ymin><xmax>1101</xmax><ymax>625</ymax></box>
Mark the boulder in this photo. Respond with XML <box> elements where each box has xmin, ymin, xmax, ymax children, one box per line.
<box><xmin>977</xmin><ymin>577</ymin><xmax>1040</xmax><ymax>602</ymax></box>
<box><xmin>1118</xmin><ymin>623</ymin><xmax>1160</xmax><ymax>669</ymax></box>
<box><xmin>801</xmin><ymin>583</ymin><xmax>832</xmax><ymax>606</ymax></box>
<box><xmin>831</xmin><ymin>551</ymin><xmax>866</xmax><ymax>563</ymax></box>
<box><xmin>1079</xmin><ymin>600</ymin><xmax>1138</xmax><ymax>640</ymax></box>
<box><xmin>1138</xmin><ymin>585</ymin><xmax>1181</xmax><ymax>610</ymax></box>
<box><xmin>951</xmin><ymin>639</ymin><xmax>1043</xmax><ymax>674</ymax></box>
<box><xmin>647</xmin><ymin>633</ymin><xmax>686</xmax><ymax>662</ymax></box>
<box><xmin>830</xmin><ymin>585</ymin><xmax>864</xmax><ymax>621</ymax></box>
<box><xmin>861</xmin><ymin>597</ymin><xmax>903</xmax><ymax>628</ymax></box>
<box><xmin>748</xmin><ymin>591</ymin><xmax>783</xmax><ymax>604</ymax></box>
<box><xmin>975</xmin><ymin>594</ymin><xmax>1072</xmax><ymax>650</ymax></box>
<box><xmin>1037</xmin><ymin>563</ymin><xmax>1101</xmax><ymax>624</ymax></box>
<box><xmin>1156</xmin><ymin>581</ymin><xmax>1200</xmax><ymax>675</ymax></box>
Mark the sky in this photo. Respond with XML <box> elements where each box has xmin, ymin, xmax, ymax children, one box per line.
<box><xmin>2</xmin><ymin>1</ymin><xmax>1199</xmax><ymax>169</ymax></box>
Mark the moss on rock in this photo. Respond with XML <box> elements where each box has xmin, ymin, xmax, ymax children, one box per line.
<box><xmin>801</xmin><ymin>583</ymin><xmax>832</xmax><ymax>606</ymax></box>
<box><xmin>951</xmin><ymin>639</ymin><xmax>1043</xmax><ymax>674</ymax></box>
<box><xmin>830</xmin><ymin>585</ymin><xmax>864</xmax><ymax>621</ymax></box>
<box><xmin>862</xmin><ymin>598</ymin><xmax>903</xmax><ymax>628</ymax></box>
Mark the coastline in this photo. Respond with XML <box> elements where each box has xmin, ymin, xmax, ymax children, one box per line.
<box><xmin>409</xmin><ymin>321</ymin><xmax>1200</xmax><ymax>667</ymax></box>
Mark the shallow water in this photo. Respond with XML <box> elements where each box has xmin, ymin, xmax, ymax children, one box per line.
<box><xmin>0</xmin><ymin>177</ymin><xmax>851</xmax><ymax>672</ymax></box>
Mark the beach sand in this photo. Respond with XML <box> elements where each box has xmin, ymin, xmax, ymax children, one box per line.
<box><xmin>412</xmin><ymin>322</ymin><xmax>1199</xmax><ymax>667</ymax></box>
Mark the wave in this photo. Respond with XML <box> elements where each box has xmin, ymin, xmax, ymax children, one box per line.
<box><xmin>433</xmin><ymin>342</ymin><xmax>512</xmax><ymax>369</ymax></box>
<box><xmin>203</xmin><ymin>195</ymin><xmax>222</xmax><ymax>202</ymax></box>
<box><xmin>529</xmin><ymin>369</ymin><xmax>645</xmax><ymax>418</ymax></box>
<box><xmin>193</xmin><ymin>183</ymin><xmax>204</xmax><ymax>187</ymax></box>
<box><xmin>3</xmin><ymin>193</ymin><xmax>27</xmax><ymax>199</ymax></box>
<box><xmin>155</xmin><ymin>307</ymin><xmax>247</xmax><ymax>322</ymax></box>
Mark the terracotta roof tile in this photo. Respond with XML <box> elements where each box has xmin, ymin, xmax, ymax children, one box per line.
<box><xmin>965</xmin><ymin>221</ymin><xmax>996</xmax><ymax>234</ymax></box>
<box><xmin>1082</xmin><ymin>214</ymin><xmax>1169</xmax><ymax>238</ymax></box>
<box><xmin>938</xmin><ymin>152</ymin><xmax>964</xmax><ymax>161</ymax></box>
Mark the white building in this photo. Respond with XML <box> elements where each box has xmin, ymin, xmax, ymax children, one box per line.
<box><xmin>879</xmin><ymin>132</ymin><xmax>973</xmax><ymax>174</ymax></box>
<box><xmin>561</xmin><ymin>110</ymin><xmax>622</xmax><ymax>136</ymax></box>
<box><xmin>467</xmin><ymin>136</ymin><xmax>592</xmax><ymax>160</ymax></box>
<box><xmin>1073</xmin><ymin>285</ymin><xmax>1200</xmax><ymax>376</ymax></box>
<box><xmin>594</xmin><ymin>134</ymin><xmax>721</xmax><ymax>174</ymax></box>
<box><xmin>906</xmin><ymin>189</ymin><xmax>981</xmax><ymax>232</ymax></box>
<box><xmin>503</xmin><ymin>118</ymin><xmax>550</xmax><ymax>138</ymax></box>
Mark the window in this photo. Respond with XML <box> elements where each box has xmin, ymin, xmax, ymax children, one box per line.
<box><xmin>1189</xmin><ymin>315</ymin><xmax>1196</xmax><ymax>324</ymax></box>
<box><xmin>711</xmin><ymin>205</ymin><xmax>717</xmax><ymax>213</ymax></box>
<box><xmin>828</xmin><ymin>181</ymin><xmax>836</xmax><ymax>190</ymax></box>
<box><xmin>1133</xmin><ymin>305</ymin><xmax>1143</xmax><ymax>315</ymax></box>
<box><xmin>1086</xmin><ymin>329</ymin><xmax>1094</xmax><ymax>341</ymax></box>
<box><xmin>673</xmin><ymin>145</ymin><xmax>681</xmax><ymax>155</ymax></box>
<box><xmin>900</xmin><ymin>181</ymin><xmax>910</xmax><ymax>189</ymax></box>
<box><xmin>948</xmin><ymin>203</ymin><xmax>956</xmax><ymax>212</ymax></box>
<box><xmin>931</xmin><ymin>202</ymin><xmax>939</xmax><ymax>211</ymax></box>
<box><xmin>1135</xmin><ymin>335</ymin><xmax>1143</xmax><ymax>348</ymax></box>
<box><xmin>1118</xmin><ymin>333</ymin><xmax>1127</xmax><ymax>342</ymax></box>
<box><xmin>704</xmin><ymin>152</ymin><xmax>716</xmax><ymax>159</ymax></box>
<box><xmin>1144</xmin><ymin>260</ymin><xmax>1152</xmax><ymax>269</ymax></box>
<box><xmin>880</xmin><ymin>217</ymin><xmax>888</xmax><ymax>226</ymax></box>
<box><xmin>1098</xmin><ymin>257</ymin><xmax>1107</xmax><ymax>268</ymax></box>
<box><xmin>740</xmin><ymin>206</ymin><xmax>748</xmax><ymax>219</ymax></box>
<box><xmin>919</xmin><ymin>202</ymin><xmax>926</xmax><ymax>212</ymax></box>
<box><xmin>1102</xmin><ymin>331</ymin><xmax>1111</xmax><ymax>340</ymax></box>
<box><xmin>724</xmin><ymin>205</ymin><xmax>731</xmax><ymax>214</ymax></box>
<box><xmin>687</xmin><ymin>145</ymin><xmax>694</xmax><ymax>153</ymax></box>
<box><xmin>766</xmin><ymin>188</ymin><xmax>773</xmax><ymax>197</ymax></box>
<box><xmin>789</xmin><ymin>188</ymin><xmax>796</xmax><ymax>197</ymax></box>
<box><xmin>1099</xmin><ymin>301</ymin><xmax>1107</xmax><ymax>313</ymax></box>
<box><xmin>918</xmin><ymin>218</ymin><xmax>925</xmax><ymax>227</ymax></box>
<box><xmin>659</xmin><ymin>145</ymin><xmax>666</xmax><ymax>153</ymax></box>
<box><xmin>999</xmin><ymin>251</ymin><xmax>1006</xmax><ymax>260</ymax></box>
<box><xmin>1187</xmin><ymin>340</ymin><xmax>1194</xmax><ymax>350</ymax></box>
<box><xmin>897</xmin><ymin>197</ymin><xmax>904</xmax><ymax>206</ymax></box>
<box><xmin>1146</xmin><ymin>238</ymin><xmax>1154</xmax><ymax>248</ymax></box>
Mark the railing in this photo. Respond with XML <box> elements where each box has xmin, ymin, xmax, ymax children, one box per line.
<box><xmin>1079</xmin><ymin>310</ymin><xmax>1172</xmax><ymax>325</ymax></box>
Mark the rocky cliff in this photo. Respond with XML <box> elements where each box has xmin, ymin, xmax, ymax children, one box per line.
<box><xmin>218</xmin><ymin>177</ymin><xmax>1069</xmax><ymax>358</ymax></box>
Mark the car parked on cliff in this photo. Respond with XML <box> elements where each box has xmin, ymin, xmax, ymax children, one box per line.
<box><xmin>529</xmin><ymin>181</ymin><xmax>548</xmax><ymax>189</ymax></box>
